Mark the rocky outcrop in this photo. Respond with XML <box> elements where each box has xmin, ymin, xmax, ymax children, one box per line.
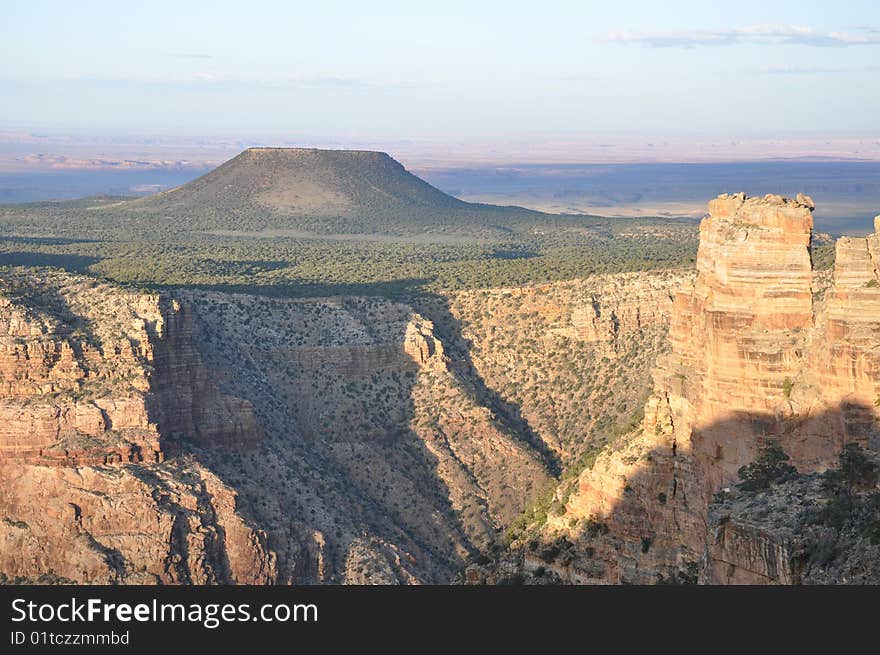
<box><xmin>706</xmin><ymin>468</ymin><xmax>880</xmax><ymax>585</ymax></box>
<box><xmin>805</xmin><ymin>216</ymin><xmax>880</xmax><ymax>454</ymax></box>
<box><xmin>535</xmin><ymin>194</ymin><xmax>880</xmax><ymax>584</ymax></box>
<box><xmin>0</xmin><ymin>271</ymin><xmax>260</xmax><ymax>464</ymax></box>
<box><xmin>0</xmin><ymin>270</ymin><xmax>267</xmax><ymax>583</ymax></box>
<box><xmin>670</xmin><ymin>193</ymin><xmax>814</xmax><ymax>421</ymax></box>
<box><xmin>707</xmin><ymin>518</ymin><xmax>802</xmax><ymax>585</ymax></box>
<box><xmin>568</xmin><ymin>275</ymin><xmax>681</xmax><ymax>347</ymax></box>
<box><xmin>0</xmin><ymin>461</ymin><xmax>275</xmax><ymax>584</ymax></box>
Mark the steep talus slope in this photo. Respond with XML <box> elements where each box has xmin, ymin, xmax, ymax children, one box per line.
<box><xmin>178</xmin><ymin>272</ymin><xmax>686</xmax><ymax>582</ymax></box>
<box><xmin>180</xmin><ymin>291</ymin><xmax>553</xmax><ymax>582</ymax></box>
<box><xmin>430</xmin><ymin>270</ymin><xmax>691</xmax><ymax>464</ymax></box>
<box><xmin>477</xmin><ymin>193</ymin><xmax>880</xmax><ymax>585</ymax></box>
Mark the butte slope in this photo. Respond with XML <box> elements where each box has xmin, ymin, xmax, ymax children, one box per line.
<box><xmin>96</xmin><ymin>148</ymin><xmax>548</xmax><ymax>238</ymax></box>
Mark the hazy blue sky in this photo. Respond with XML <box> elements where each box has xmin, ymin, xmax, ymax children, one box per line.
<box><xmin>2</xmin><ymin>1</ymin><xmax>880</xmax><ymax>139</ymax></box>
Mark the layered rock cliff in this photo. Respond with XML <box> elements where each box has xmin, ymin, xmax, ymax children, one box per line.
<box><xmin>0</xmin><ymin>460</ymin><xmax>275</xmax><ymax>584</ymax></box>
<box><xmin>0</xmin><ymin>270</ymin><xmax>550</xmax><ymax>584</ymax></box>
<box><xmin>0</xmin><ymin>271</ymin><xmax>271</xmax><ymax>583</ymax></box>
<box><xmin>0</xmin><ymin>270</ymin><xmax>260</xmax><ymax>465</ymax></box>
<box><xmin>496</xmin><ymin>194</ymin><xmax>880</xmax><ymax>584</ymax></box>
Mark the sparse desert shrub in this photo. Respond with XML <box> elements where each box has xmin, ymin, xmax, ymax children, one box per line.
<box><xmin>822</xmin><ymin>443</ymin><xmax>879</xmax><ymax>495</ymax></box>
<box><xmin>737</xmin><ymin>438</ymin><xmax>797</xmax><ymax>492</ymax></box>
<box><xmin>782</xmin><ymin>376</ymin><xmax>794</xmax><ymax>399</ymax></box>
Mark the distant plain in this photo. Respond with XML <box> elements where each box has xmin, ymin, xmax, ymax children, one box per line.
<box><xmin>421</xmin><ymin>160</ymin><xmax>880</xmax><ymax>236</ymax></box>
<box><xmin>4</xmin><ymin>159</ymin><xmax>879</xmax><ymax>235</ymax></box>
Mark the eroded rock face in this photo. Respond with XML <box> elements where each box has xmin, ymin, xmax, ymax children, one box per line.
<box><xmin>0</xmin><ymin>461</ymin><xmax>275</xmax><ymax>584</ymax></box>
<box><xmin>0</xmin><ymin>270</ymin><xmax>266</xmax><ymax>583</ymax></box>
<box><xmin>149</xmin><ymin>299</ymin><xmax>262</xmax><ymax>449</ymax></box>
<box><xmin>537</xmin><ymin>194</ymin><xmax>880</xmax><ymax>584</ymax></box>
<box><xmin>673</xmin><ymin>193</ymin><xmax>814</xmax><ymax>423</ymax></box>
<box><xmin>182</xmin><ymin>292</ymin><xmax>555</xmax><ymax>581</ymax></box>
<box><xmin>806</xmin><ymin>219</ymin><xmax>880</xmax><ymax>455</ymax></box>
<box><xmin>707</xmin><ymin>517</ymin><xmax>802</xmax><ymax>585</ymax></box>
<box><xmin>435</xmin><ymin>271</ymin><xmax>689</xmax><ymax>462</ymax></box>
<box><xmin>1</xmin><ymin>265</ymin><xmax>693</xmax><ymax>584</ymax></box>
<box><xmin>0</xmin><ymin>271</ymin><xmax>260</xmax><ymax>465</ymax></box>
<box><xmin>707</xmin><ymin>471</ymin><xmax>880</xmax><ymax>585</ymax></box>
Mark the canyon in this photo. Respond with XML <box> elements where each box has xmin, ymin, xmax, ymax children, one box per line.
<box><xmin>1</xmin><ymin>191</ymin><xmax>878</xmax><ymax>585</ymax></box>
<box><xmin>0</xmin><ymin>263</ymin><xmax>681</xmax><ymax>583</ymax></box>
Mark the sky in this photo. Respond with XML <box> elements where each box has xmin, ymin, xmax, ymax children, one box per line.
<box><xmin>2</xmin><ymin>1</ymin><xmax>880</xmax><ymax>142</ymax></box>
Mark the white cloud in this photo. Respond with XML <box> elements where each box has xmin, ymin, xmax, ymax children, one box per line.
<box><xmin>604</xmin><ymin>24</ymin><xmax>880</xmax><ymax>48</ymax></box>
<box><xmin>166</xmin><ymin>52</ymin><xmax>213</xmax><ymax>59</ymax></box>
<box><xmin>753</xmin><ymin>65</ymin><xmax>849</xmax><ymax>74</ymax></box>
<box><xmin>749</xmin><ymin>64</ymin><xmax>880</xmax><ymax>75</ymax></box>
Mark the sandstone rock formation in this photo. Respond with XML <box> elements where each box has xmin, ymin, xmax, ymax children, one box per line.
<box><xmin>0</xmin><ymin>270</ymin><xmax>259</xmax><ymax>465</ymax></box>
<box><xmin>518</xmin><ymin>193</ymin><xmax>880</xmax><ymax>584</ymax></box>
<box><xmin>0</xmin><ymin>461</ymin><xmax>275</xmax><ymax>584</ymax></box>
<box><xmin>0</xmin><ymin>271</ymin><xmax>268</xmax><ymax>583</ymax></box>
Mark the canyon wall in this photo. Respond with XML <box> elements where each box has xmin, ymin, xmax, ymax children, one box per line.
<box><xmin>149</xmin><ymin>298</ymin><xmax>263</xmax><ymax>449</ymax></box>
<box><xmin>5</xmin><ymin>222</ymin><xmax>822</xmax><ymax>585</ymax></box>
<box><xmin>433</xmin><ymin>270</ymin><xmax>689</xmax><ymax>463</ymax></box>
<box><xmin>180</xmin><ymin>292</ymin><xmax>556</xmax><ymax>582</ymax></box>
<box><xmin>0</xmin><ymin>270</ymin><xmax>260</xmax><ymax>465</ymax></box>
<box><xmin>0</xmin><ymin>271</ymin><xmax>272</xmax><ymax>583</ymax></box>
<box><xmin>530</xmin><ymin>194</ymin><xmax>880</xmax><ymax>584</ymax></box>
<box><xmin>0</xmin><ymin>462</ymin><xmax>275</xmax><ymax>584</ymax></box>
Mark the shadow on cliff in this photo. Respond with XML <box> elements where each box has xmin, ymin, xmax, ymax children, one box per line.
<box><xmin>560</xmin><ymin>400</ymin><xmax>879</xmax><ymax>585</ymax></box>
<box><xmin>410</xmin><ymin>293</ymin><xmax>562</xmax><ymax>476</ymax></box>
<box><xmin>159</xmin><ymin>278</ymin><xmax>555</xmax><ymax>583</ymax></box>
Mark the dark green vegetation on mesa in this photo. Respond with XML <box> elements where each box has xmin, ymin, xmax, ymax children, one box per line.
<box><xmin>0</xmin><ymin>148</ymin><xmax>698</xmax><ymax>296</ymax></box>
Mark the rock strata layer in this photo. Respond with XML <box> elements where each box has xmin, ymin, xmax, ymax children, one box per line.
<box><xmin>0</xmin><ymin>271</ymin><xmax>260</xmax><ymax>465</ymax></box>
<box><xmin>537</xmin><ymin>194</ymin><xmax>880</xmax><ymax>584</ymax></box>
<box><xmin>0</xmin><ymin>271</ymin><xmax>268</xmax><ymax>583</ymax></box>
